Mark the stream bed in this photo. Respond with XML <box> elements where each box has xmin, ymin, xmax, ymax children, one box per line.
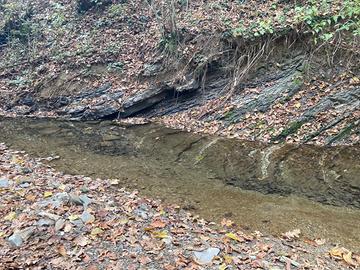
<box><xmin>0</xmin><ymin>117</ymin><xmax>359</xmax><ymax>250</ymax></box>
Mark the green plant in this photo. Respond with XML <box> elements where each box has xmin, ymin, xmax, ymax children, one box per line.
<box><xmin>109</xmin><ymin>3</ymin><xmax>124</xmax><ymax>17</ymax></box>
<box><xmin>158</xmin><ymin>31</ymin><xmax>178</xmax><ymax>55</ymax></box>
<box><xmin>107</xmin><ymin>62</ymin><xmax>124</xmax><ymax>72</ymax></box>
<box><xmin>0</xmin><ymin>2</ymin><xmax>34</xmax><ymax>46</ymax></box>
<box><xmin>294</xmin><ymin>0</ymin><xmax>360</xmax><ymax>43</ymax></box>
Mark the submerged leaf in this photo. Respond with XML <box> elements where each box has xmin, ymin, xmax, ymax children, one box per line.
<box><xmin>343</xmin><ymin>252</ymin><xmax>357</xmax><ymax>266</ymax></box>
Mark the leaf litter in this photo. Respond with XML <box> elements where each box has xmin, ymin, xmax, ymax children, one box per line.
<box><xmin>0</xmin><ymin>142</ymin><xmax>358</xmax><ymax>269</ymax></box>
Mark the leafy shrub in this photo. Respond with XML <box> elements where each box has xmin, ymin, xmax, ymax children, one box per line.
<box><xmin>0</xmin><ymin>1</ymin><xmax>33</xmax><ymax>46</ymax></box>
<box><xmin>76</xmin><ymin>0</ymin><xmax>112</xmax><ymax>14</ymax></box>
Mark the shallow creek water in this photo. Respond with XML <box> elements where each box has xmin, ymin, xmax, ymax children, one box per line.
<box><xmin>0</xmin><ymin>117</ymin><xmax>359</xmax><ymax>250</ymax></box>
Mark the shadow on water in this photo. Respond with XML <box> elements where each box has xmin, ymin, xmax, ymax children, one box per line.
<box><xmin>0</xmin><ymin>117</ymin><xmax>359</xmax><ymax>250</ymax></box>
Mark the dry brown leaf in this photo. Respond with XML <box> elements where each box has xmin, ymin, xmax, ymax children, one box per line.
<box><xmin>57</xmin><ymin>245</ymin><xmax>67</xmax><ymax>257</ymax></box>
<box><xmin>150</xmin><ymin>219</ymin><xmax>167</xmax><ymax>229</ymax></box>
<box><xmin>343</xmin><ymin>252</ymin><xmax>358</xmax><ymax>267</ymax></box>
<box><xmin>282</xmin><ymin>229</ymin><xmax>301</xmax><ymax>240</ymax></box>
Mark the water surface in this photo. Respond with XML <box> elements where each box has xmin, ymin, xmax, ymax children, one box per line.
<box><xmin>0</xmin><ymin>117</ymin><xmax>359</xmax><ymax>250</ymax></box>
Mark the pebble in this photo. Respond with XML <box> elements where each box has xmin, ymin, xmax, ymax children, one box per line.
<box><xmin>0</xmin><ymin>178</ymin><xmax>10</xmax><ymax>188</ymax></box>
<box><xmin>79</xmin><ymin>194</ymin><xmax>91</xmax><ymax>208</ymax></box>
<box><xmin>37</xmin><ymin>218</ymin><xmax>55</xmax><ymax>227</ymax></box>
<box><xmin>38</xmin><ymin>211</ymin><xmax>61</xmax><ymax>221</ymax></box>
<box><xmin>8</xmin><ymin>227</ymin><xmax>35</xmax><ymax>247</ymax></box>
<box><xmin>55</xmin><ymin>218</ymin><xmax>66</xmax><ymax>232</ymax></box>
<box><xmin>81</xmin><ymin>210</ymin><xmax>95</xmax><ymax>224</ymax></box>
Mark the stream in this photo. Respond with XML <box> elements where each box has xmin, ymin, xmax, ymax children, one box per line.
<box><xmin>0</xmin><ymin>116</ymin><xmax>359</xmax><ymax>250</ymax></box>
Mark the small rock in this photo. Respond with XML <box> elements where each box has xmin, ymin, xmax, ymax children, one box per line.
<box><xmin>69</xmin><ymin>193</ymin><xmax>83</xmax><ymax>205</ymax></box>
<box><xmin>0</xmin><ymin>179</ymin><xmax>10</xmax><ymax>188</ymax></box>
<box><xmin>8</xmin><ymin>233</ymin><xmax>23</xmax><ymax>247</ymax></box>
<box><xmin>55</xmin><ymin>218</ymin><xmax>66</xmax><ymax>232</ymax></box>
<box><xmin>279</xmin><ymin>256</ymin><xmax>300</xmax><ymax>268</ymax></box>
<box><xmin>19</xmin><ymin>182</ymin><xmax>31</xmax><ymax>188</ymax></box>
<box><xmin>37</xmin><ymin>218</ymin><xmax>55</xmax><ymax>227</ymax></box>
<box><xmin>8</xmin><ymin>227</ymin><xmax>35</xmax><ymax>247</ymax></box>
<box><xmin>38</xmin><ymin>211</ymin><xmax>61</xmax><ymax>221</ymax></box>
<box><xmin>18</xmin><ymin>178</ymin><xmax>32</xmax><ymax>184</ymax></box>
<box><xmin>193</xmin><ymin>247</ymin><xmax>220</xmax><ymax>265</ymax></box>
<box><xmin>80</xmin><ymin>211</ymin><xmax>95</xmax><ymax>224</ymax></box>
<box><xmin>79</xmin><ymin>194</ymin><xmax>91</xmax><ymax>208</ymax></box>
<box><xmin>21</xmin><ymin>167</ymin><xmax>32</xmax><ymax>174</ymax></box>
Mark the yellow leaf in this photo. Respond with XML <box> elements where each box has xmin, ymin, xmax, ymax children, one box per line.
<box><xmin>44</xmin><ymin>191</ymin><xmax>53</xmax><ymax>198</ymax></box>
<box><xmin>343</xmin><ymin>252</ymin><xmax>357</xmax><ymax>266</ymax></box>
<box><xmin>219</xmin><ymin>264</ymin><xmax>228</xmax><ymax>270</ymax></box>
<box><xmin>90</xmin><ymin>227</ymin><xmax>104</xmax><ymax>238</ymax></box>
<box><xmin>223</xmin><ymin>255</ymin><xmax>232</xmax><ymax>264</ymax></box>
<box><xmin>0</xmin><ymin>231</ymin><xmax>5</xmax><ymax>238</ymax></box>
<box><xmin>225</xmin><ymin>232</ymin><xmax>241</xmax><ymax>242</ymax></box>
<box><xmin>350</xmin><ymin>76</ymin><xmax>360</xmax><ymax>85</ymax></box>
<box><xmin>4</xmin><ymin>211</ymin><xmax>16</xmax><ymax>221</ymax></box>
<box><xmin>329</xmin><ymin>247</ymin><xmax>345</xmax><ymax>258</ymax></box>
<box><xmin>68</xmin><ymin>214</ymin><xmax>80</xmax><ymax>221</ymax></box>
<box><xmin>58</xmin><ymin>184</ymin><xmax>66</xmax><ymax>191</ymax></box>
<box><xmin>152</xmin><ymin>231</ymin><xmax>169</xmax><ymax>239</ymax></box>
<box><xmin>119</xmin><ymin>218</ymin><xmax>129</xmax><ymax>225</ymax></box>
<box><xmin>294</xmin><ymin>102</ymin><xmax>301</xmax><ymax>108</ymax></box>
<box><xmin>25</xmin><ymin>194</ymin><xmax>37</xmax><ymax>201</ymax></box>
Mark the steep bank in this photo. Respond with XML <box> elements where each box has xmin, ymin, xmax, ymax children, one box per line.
<box><xmin>0</xmin><ymin>0</ymin><xmax>359</xmax><ymax>145</ymax></box>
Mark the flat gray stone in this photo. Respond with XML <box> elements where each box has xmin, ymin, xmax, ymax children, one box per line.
<box><xmin>80</xmin><ymin>211</ymin><xmax>95</xmax><ymax>224</ymax></box>
<box><xmin>193</xmin><ymin>247</ymin><xmax>220</xmax><ymax>265</ymax></box>
<box><xmin>8</xmin><ymin>227</ymin><xmax>35</xmax><ymax>247</ymax></box>
<box><xmin>0</xmin><ymin>179</ymin><xmax>10</xmax><ymax>188</ymax></box>
<box><xmin>55</xmin><ymin>218</ymin><xmax>65</xmax><ymax>232</ymax></box>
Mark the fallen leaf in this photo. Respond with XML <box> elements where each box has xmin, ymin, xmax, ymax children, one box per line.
<box><xmin>74</xmin><ymin>235</ymin><xmax>89</xmax><ymax>247</ymax></box>
<box><xmin>44</xmin><ymin>191</ymin><xmax>53</xmax><ymax>198</ymax></box>
<box><xmin>64</xmin><ymin>223</ymin><xmax>73</xmax><ymax>233</ymax></box>
<box><xmin>329</xmin><ymin>247</ymin><xmax>347</xmax><ymax>258</ymax></box>
<box><xmin>139</xmin><ymin>255</ymin><xmax>151</xmax><ymax>265</ymax></box>
<box><xmin>219</xmin><ymin>264</ymin><xmax>228</xmax><ymax>270</ymax></box>
<box><xmin>223</xmin><ymin>255</ymin><xmax>232</xmax><ymax>264</ymax></box>
<box><xmin>343</xmin><ymin>252</ymin><xmax>357</xmax><ymax>266</ymax></box>
<box><xmin>221</xmin><ymin>218</ymin><xmax>234</xmax><ymax>227</ymax></box>
<box><xmin>57</xmin><ymin>245</ymin><xmax>67</xmax><ymax>257</ymax></box>
<box><xmin>314</xmin><ymin>238</ymin><xmax>326</xmax><ymax>245</ymax></box>
<box><xmin>225</xmin><ymin>232</ymin><xmax>241</xmax><ymax>242</ymax></box>
<box><xmin>4</xmin><ymin>211</ymin><xmax>17</xmax><ymax>221</ymax></box>
<box><xmin>25</xmin><ymin>194</ymin><xmax>36</xmax><ymax>201</ymax></box>
<box><xmin>68</xmin><ymin>214</ymin><xmax>80</xmax><ymax>221</ymax></box>
<box><xmin>152</xmin><ymin>231</ymin><xmax>169</xmax><ymax>239</ymax></box>
<box><xmin>282</xmin><ymin>229</ymin><xmax>301</xmax><ymax>240</ymax></box>
<box><xmin>150</xmin><ymin>219</ymin><xmax>166</xmax><ymax>229</ymax></box>
<box><xmin>90</xmin><ymin>227</ymin><xmax>104</xmax><ymax>238</ymax></box>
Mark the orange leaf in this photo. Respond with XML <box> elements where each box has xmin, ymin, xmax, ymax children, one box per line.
<box><xmin>150</xmin><ymin>219</ymin><xmax>166</xmax><ymax>229</ymax></box>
